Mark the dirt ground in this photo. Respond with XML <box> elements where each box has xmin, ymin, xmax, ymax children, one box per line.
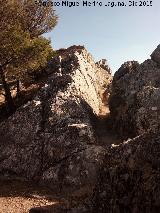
<box><xmin>0</xmin><ymin>178</ymin><xmax>63</xmax><ymax>213</ymax></box>
<box><xmin>0</xmin><ymin>178</ymin><xmax>94</xmax><ymax>213</ymax></box>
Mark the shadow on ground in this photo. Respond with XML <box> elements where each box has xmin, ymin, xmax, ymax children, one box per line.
<box><xmin>0</xmin><ymin>178</ymin><xmax>69</xmax><ymax>213</ymax></box>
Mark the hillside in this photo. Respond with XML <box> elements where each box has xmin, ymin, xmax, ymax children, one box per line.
<box><xmin>0</xmin><ymin>45</ymin><xmax>160</xmax><ymax>212</ymax></box>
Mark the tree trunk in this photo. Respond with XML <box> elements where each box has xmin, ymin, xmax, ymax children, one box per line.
<box><xmin>0</xmin><ymin>67</ymin><xmax>15</xmax><ymax>113</ymax></box>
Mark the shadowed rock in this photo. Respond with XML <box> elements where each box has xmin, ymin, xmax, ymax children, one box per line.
<box><xmin>91</xmin><ymin>132</ymin><xmax>160</xmax><ymax>213</ymax></box>
<box><xmin>109</xmin><ymin>45</ymin><xmax>160</xmax><ymax>138</ymax></box>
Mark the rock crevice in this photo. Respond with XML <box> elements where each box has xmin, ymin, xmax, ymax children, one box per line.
<box><xmin>90</xmin><ymin>44</ymin><xmax>160</xmax><ymax>213</ymax></box>
<box><xmin>1</xmin><ymin>45</ymin><xmax>160</xmax><ymax>213</ymax></box>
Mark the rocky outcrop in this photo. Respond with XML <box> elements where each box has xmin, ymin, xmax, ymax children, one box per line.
<box><xmin>1</xmin><ymin>44</ymin><xmax>160</xmax><ymax>213</ymax></box>
<box><xmin>96</xmin><ymin>59</ymin><xmax>112</xmax><ymax>75</ymax></box>
<box><xmin>86</xmin><ymin>45</ymin><xmax>160</xmax><ymax>213</ymax></box>
<box><xmin>109</xmin><ymin>45</ymin><xmax>160</xmax><ymax>138</ymax></box>
<box><xmin>66</xmin><ymin>45</ymin><xmax>160</xmax><ymax>213</ymax></box>
<box><xmin>151</xmin><ymin>44</ymin><xmax>160</xmax><ymax>65</ymax></box>
<box><xmin>91</xmin><ymin>132</ymin><xmax>160</xmax><ymax>213</ymax></box>
<box><xmin>0</xmin><ymin>46</ymin><xmax>112</xmax><ymax>193</ymax></box>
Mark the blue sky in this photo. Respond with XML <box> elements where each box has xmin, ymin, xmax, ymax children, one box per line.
<box><xmin>45</xmin><ymin>0</ymin><xmax>160</xmax><ymax>72</ymax></box>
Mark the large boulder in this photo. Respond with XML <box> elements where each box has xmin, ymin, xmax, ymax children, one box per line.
<box><xmin>91</xmin><ymin>132</ymin><xmax>160</xmax><ymax>213</ymax></box>
<box><xmin>0</xmin><ymin>46</ymin><xmax>112</xmax><ymax>192</ymax></box>
<box><xmin>109</xmin><ymin>45</ymin><xmax>160</xmax><ymax>138</ymax></box>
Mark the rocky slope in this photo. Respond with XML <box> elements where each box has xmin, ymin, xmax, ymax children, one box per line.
<box><xmin>89</xmin><ymin>45</ymin><xmax>160</xmax><ymax>213</ymax></box>
<box><xmin>0</xmin><ymin>45</ymin><xmax>160</xmax><ymax>213</ymax></box>
<box><xmin>0</xmin><ymin>46</ymin><xmax>112</xmax><ymax>194</ymax></box>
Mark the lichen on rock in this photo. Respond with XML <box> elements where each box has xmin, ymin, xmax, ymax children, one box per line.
<box><xmin>109</xmin><ymin>45</ymin><xmax>160</xmax><ymax>138</ymax></box>
<box><xmin>88</xmin><ymin>45</ymin><xmax>160</xmax><ymax>213</ymax></box>
<box><xmin>0</xmin><ymin>45</ymin><xmax>112</xmax><ymax>193</ymax></box>
<box><xmin>90</xmin><ymin>132</ymin><xmax>160</xmax><ymax>213</ymax></box>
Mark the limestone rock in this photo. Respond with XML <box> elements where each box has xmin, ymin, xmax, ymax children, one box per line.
<box><xmin>0</xmin><ymin>46</ymin><xmax>112</xmax><ymax>192</ymax></box>
<box><xmin>109</xmin><ymin>45</ymin><xmax>160</xmax><ymax>138</ymax></box>
<box><xmin>69</xmin><ymin>45</ymin><xmax>160</xmax><ymax>213</ymax></box>
<box><xmin>90</xmin><ymin>45</ymin><xmax>160</xmax><ymax>212</ymax></box>
<box><xmin>91</xmin><ymin>132</ymin><xmax>160</xmax><ymax>213</ymax></box>
<box><xmin>96</xmin><ymin>59</ymin><xmax>112</xmax><ymax>75</ymax></box>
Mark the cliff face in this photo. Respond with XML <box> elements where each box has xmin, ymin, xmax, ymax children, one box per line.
<box><xmin>90</xmin><ymin>45</ymin><xmax>160</xmax><ymax>213</ymax></box>
<box><xmin>47</xmin><ymin>46</ymin><xmax>112</xmax><ymax>115</ymax></box>
<box><xmin>0</xmin><ymin>46</ymin><xmax>112</xmax><ymax>192</ymax></box>
<box><xmin>109</xmin><ymin>45</ymin><xmax>160</xmax><ymax>138</ymax></box>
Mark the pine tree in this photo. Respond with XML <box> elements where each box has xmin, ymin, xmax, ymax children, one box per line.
<box><xmin>0</xmin><ymin>0</ymin><xmax>58</xmax><ymax>113</ymax></box>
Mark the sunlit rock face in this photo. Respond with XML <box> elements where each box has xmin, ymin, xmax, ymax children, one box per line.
<box><xmin>0</xmin><ymin>46</ymin><xmax>112</xmax><ymax>192</ymax></box>
<box><xmin>109</xmin><ymin>45</ymin><xmax>160</xmax><ymax>138</ymax></box>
